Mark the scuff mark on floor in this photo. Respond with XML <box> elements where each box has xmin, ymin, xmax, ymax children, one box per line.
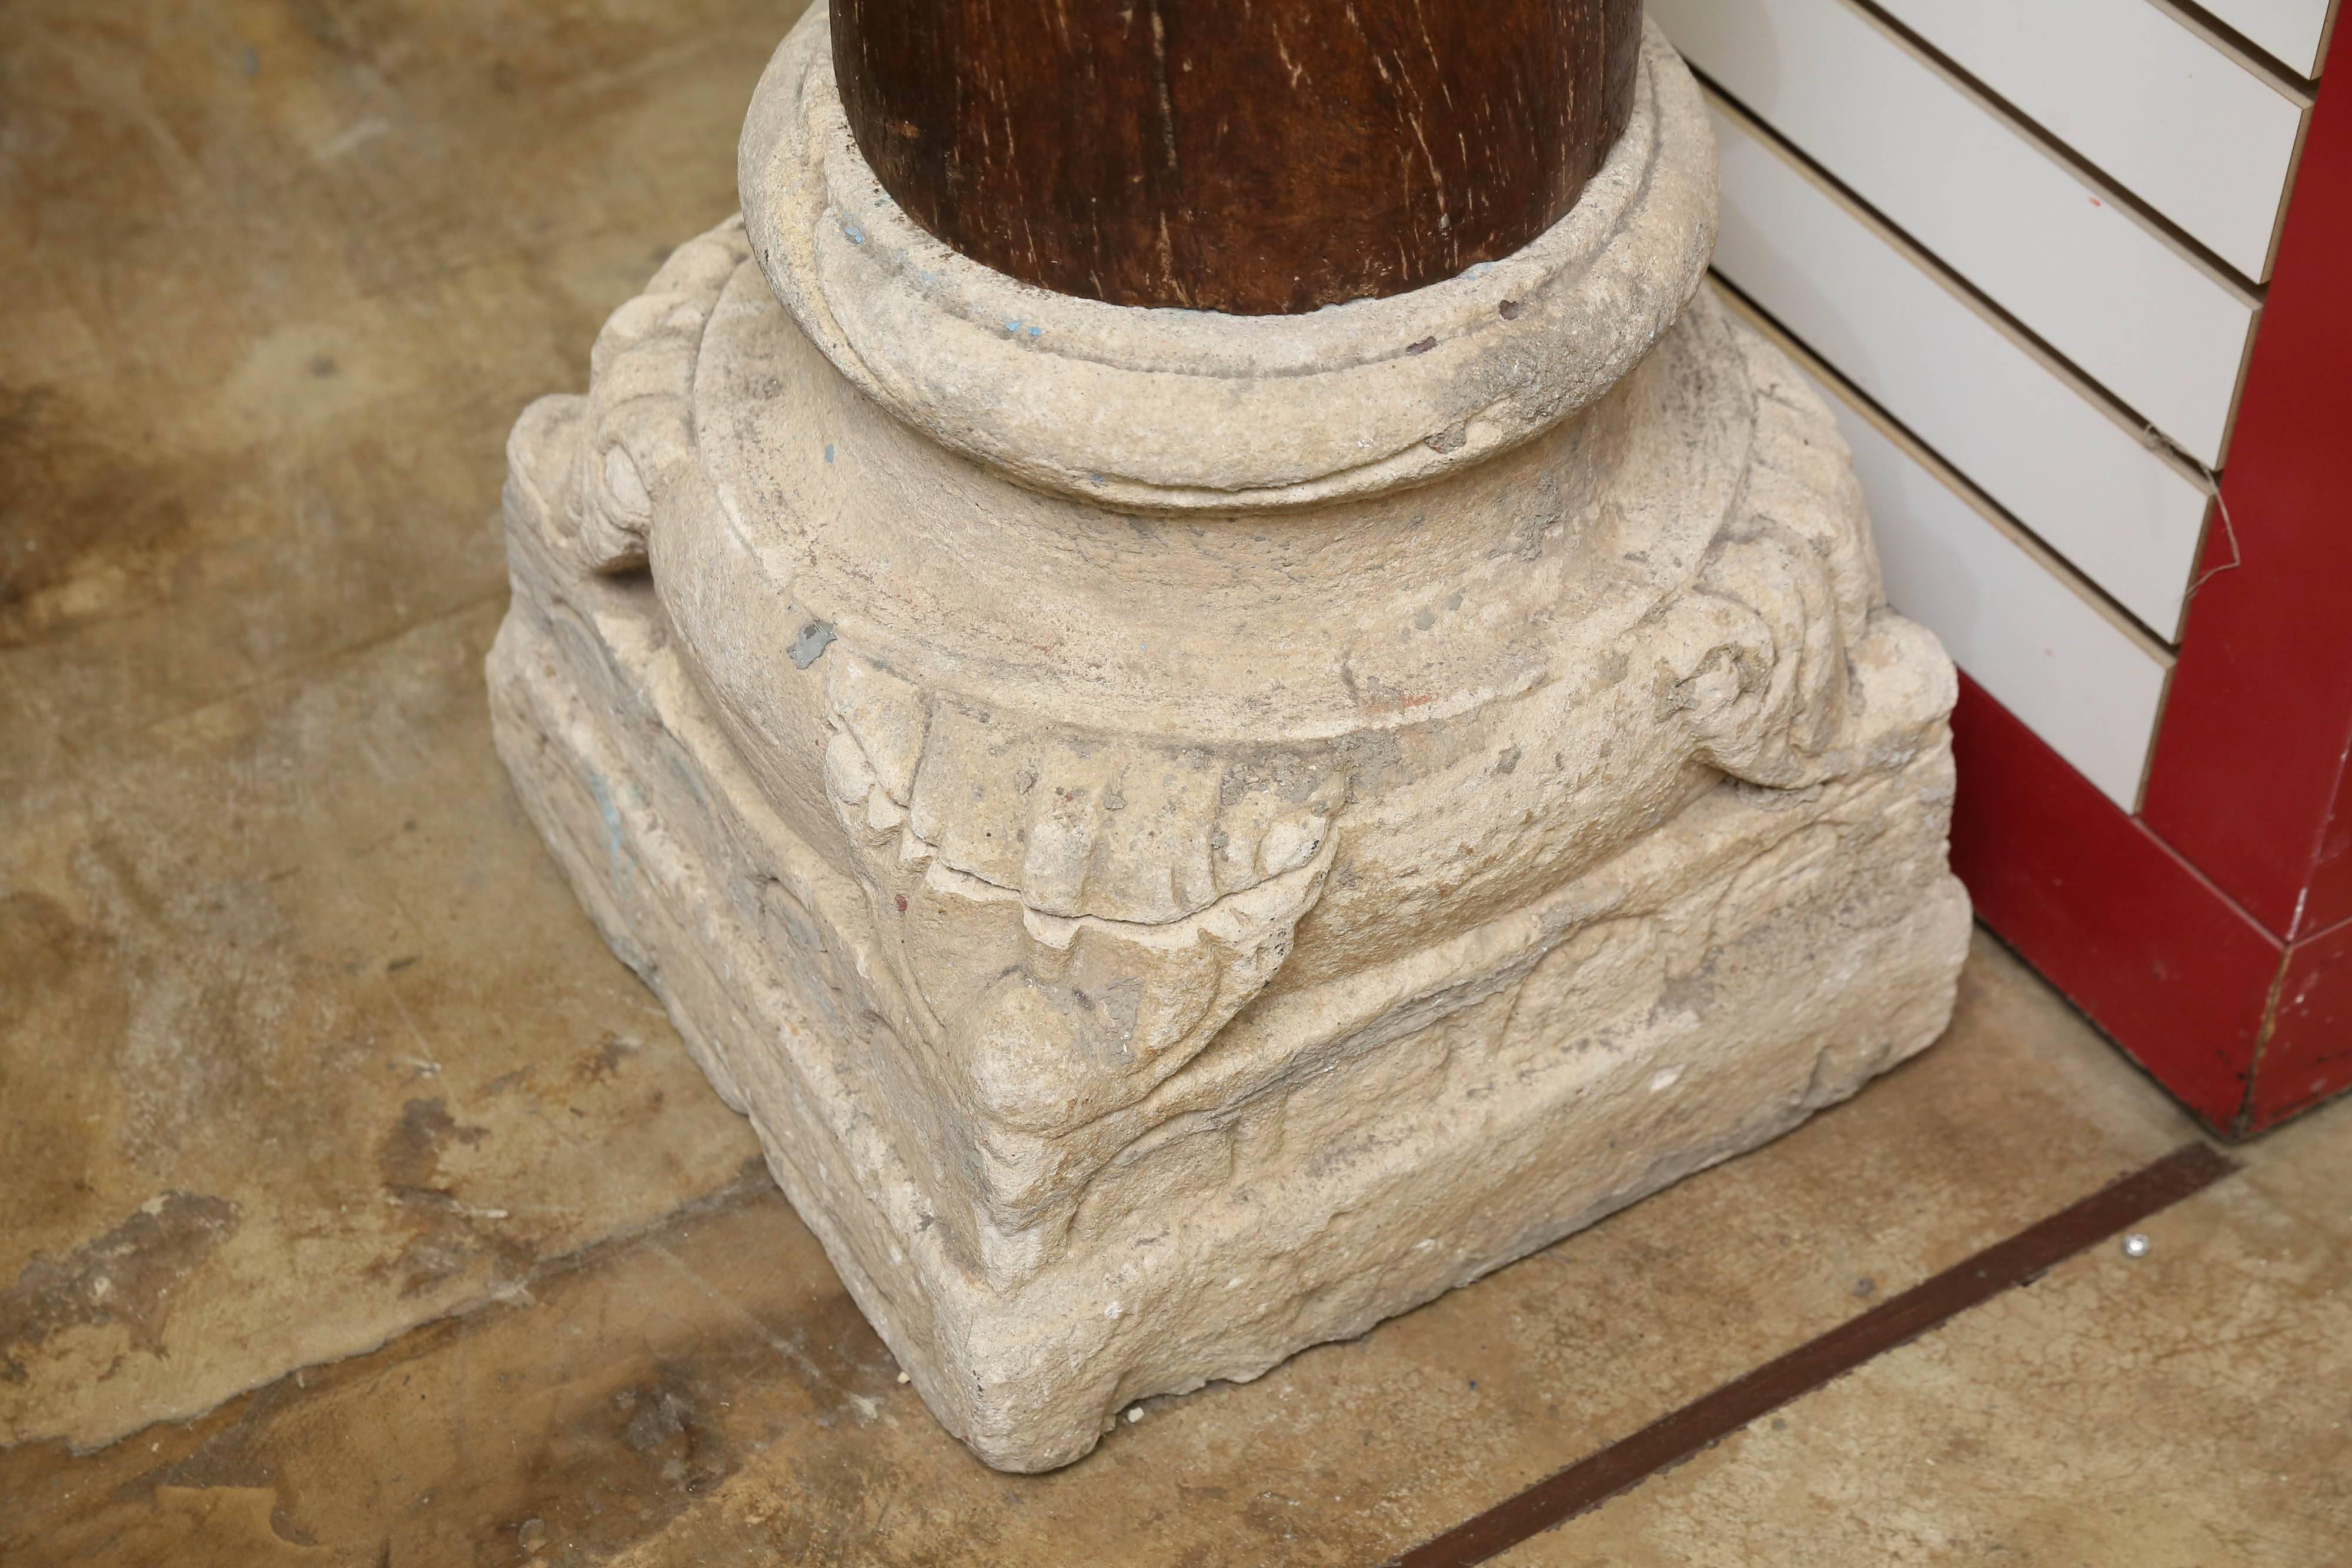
<box><xmin>0</xmin><ymin>1193</ymin><xmax>240</xmax><ymax>1382</ymax></box>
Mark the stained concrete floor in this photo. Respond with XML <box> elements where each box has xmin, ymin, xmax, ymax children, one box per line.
<box><xmin>2</xmin><ymin>2</ymin><xmax>2347</xmax><ymax>1564</ymax></box>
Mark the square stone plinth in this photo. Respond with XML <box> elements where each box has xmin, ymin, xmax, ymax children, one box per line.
<box><xmin>487</xmin><ymin>510</ymin><xmax>1969</xmax><ymax>1472</ymax></box>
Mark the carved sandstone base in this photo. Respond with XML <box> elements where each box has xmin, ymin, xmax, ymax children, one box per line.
<box><xmin>487</xmin><ymin>9</ymin><xmax>1969</xmax><ymax>1472</ymax></box>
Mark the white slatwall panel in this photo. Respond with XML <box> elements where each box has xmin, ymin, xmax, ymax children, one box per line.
<box><xmin>1711</xmin><ymin>101</ymin><xmax>2213</xmax><ymax>638</ymax></box>
<box><xmin>1871</xmin><ymin>0</ymin><xmax>2307</xmax><ymax>280</ymax></box>
<box><xmin>1653</xmin><ymin>0</ymin><xmax>2259</xmax><ymax>467</ymax></box>
<box><xmin>1746</xmin><ymin>316</ymin><xmax>2176</xmax><ymax>810</ymax></box>
<box><xmin>2197</xmin><ymin>0</ymin><xmax>2337</xmax><ymax>75</ymax></box>
<box><xmin>1852</xmin><ymin>400</ymin><xmax>2171</xmax><ymax>811</ymax></box>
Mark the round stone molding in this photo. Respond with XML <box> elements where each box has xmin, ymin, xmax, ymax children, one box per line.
<box><xmin>738</xmin><ymin>9</ymin><xmax>1719</xmax><ymax>511</ymax></box>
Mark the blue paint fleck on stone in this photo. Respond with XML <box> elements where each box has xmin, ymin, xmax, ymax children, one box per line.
<box><xmin>584</xmin><ymin>769</ymin><xmax>634</xmax><ymax>891</ymax></box>
<box><xmin>790</xmin><ymin>621</ymin><xmax>838</xmax><ymax>670</ymax></box>
<box><xmin>824</xmin><ymin>443</ymin><xmax>835</xmax><ymax>464</ymax></box>
<box><xmin>843</xmin><ymin>220</ymin><xmax>866</xmax><ymax>245</ymax></box>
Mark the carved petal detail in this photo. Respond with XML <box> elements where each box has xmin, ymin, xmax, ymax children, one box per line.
<box><xmin>823</xmin><ymin>653</ymin><xmax>1348</xmax><ymax>928</ymax></box>
<box><xmin>819</xmin><ymin>651</ymin><xmax>1344</xmax><ymax>1226</ymax></box>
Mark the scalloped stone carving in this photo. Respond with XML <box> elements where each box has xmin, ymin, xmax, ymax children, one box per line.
<box><xmin>486</xmin><ymin>5</ymin><xmax>1969</xmax><ymax>1472</ymax></box>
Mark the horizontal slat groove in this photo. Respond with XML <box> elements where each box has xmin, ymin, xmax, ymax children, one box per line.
<box><xmin>1850</xmin><ymin>0</ymin><xmax>2307</xmax><ymax>283</ymax></box>
<box><xmin>2166</xmin><ymin>0</ymin><xmax>2340</xmax><ymax>78</ymax></box>
<box><xmin>1654</xmin><ymin>0</ymin><xmax>2261</xmax><ymax>468</ymax></box>
<box><xmin>1705</xmin><ymin>91</ymin><xmax>2216</xmax><ymax>641</ymax></box>
<box><xmin>1719</xmin><ymin>285</ymin><xmax>2177</xmax><ymax>810</ymax></box>
<box><xmin>1690</xmin><ymin>57</ymin><xmax>2243</xmax><ymax>472</ymax></box>
<box><xmin>1721</xmin><ymin>283</ymin><xmax>2179</xmax><ymax>660</ymax></box>
<box><xmin>2153</xmin><ymin>0</ymin><xmax>2330</xmax><ymax>88</ymax></box>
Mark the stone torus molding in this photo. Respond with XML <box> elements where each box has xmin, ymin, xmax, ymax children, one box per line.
<box><xmin>487</xmin><ymin>4</ymin><xmax>1970</xmax><ymax>1472</ymax></box>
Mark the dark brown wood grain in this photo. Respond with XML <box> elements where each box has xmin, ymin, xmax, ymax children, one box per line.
<box><xmin>831</xmin><ymin>0</ymin><xmax>1643</xmax><ymax>315</ymax></box>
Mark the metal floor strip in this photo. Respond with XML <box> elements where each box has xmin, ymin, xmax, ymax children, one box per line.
<box><xmin>1389</xmin><ymin>1141</ymin><xmax>2240</xmax><ymax>1567</ymax></box>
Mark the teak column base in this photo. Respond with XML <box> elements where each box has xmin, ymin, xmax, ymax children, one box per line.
<box><xmin>487</xmin><ymin>9</ymin><xmax>1970</xmax><ymax>1471</ymax></box>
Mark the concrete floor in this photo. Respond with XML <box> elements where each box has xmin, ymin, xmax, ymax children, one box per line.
<box><xmin>2</xmin><ymin>1</ymin><xmax>2346</xmax><ymax>1562</ymax></box>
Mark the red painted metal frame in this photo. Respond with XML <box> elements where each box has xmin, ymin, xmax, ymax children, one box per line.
<box><xmin>2261</xmin><ymin>914</ymin><xmax>2352</xmax><ymax>1127</ymax></box>
<box><xmin>1953</xmin><ymin>19</ymin><xmax>2352</xmax><ymax>1136</ymax></box>
<box><xmin>2141</xmin><ymin>19</ymin><xmax>2352</xmax><ymax>942</ymax></box>
<box><xmin>1949</xmin><ymin>678</ymin><xmax>2278</xmax><ymax>1131</ymax></box>
<box><xmin>1952</xmin><ymin>672</ymin><xmax>2352</xmax><ymax>1136</ymax></box>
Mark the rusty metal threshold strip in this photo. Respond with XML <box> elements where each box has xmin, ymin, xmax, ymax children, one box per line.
<box><xmin>1389</xmin><ymin>1141</ymin><xmax>2240</xmax><ymax>1567</ymax></box>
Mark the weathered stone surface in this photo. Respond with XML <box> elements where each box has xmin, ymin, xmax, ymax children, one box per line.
<box><xmin>486</xmin><ymin>6</ymin><xmax>1970</xmax><ymax>1470</ymax></box>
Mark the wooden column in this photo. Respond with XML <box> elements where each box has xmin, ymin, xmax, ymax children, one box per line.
<box><xmin>831</xmin><ymin>0</ymin><xmax>1643</xmax><ymax>315</ymax></box>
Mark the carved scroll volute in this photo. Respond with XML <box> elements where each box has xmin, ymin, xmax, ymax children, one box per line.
<box><xmin>1658</xmin><ymin>346</ymin><xmax>1887</xmax><ymax>791</ymax></box>
<box><xmin>540</xmin><ymin>222</ymin><xmax>752</xmax><ymax>576</ymax></box>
